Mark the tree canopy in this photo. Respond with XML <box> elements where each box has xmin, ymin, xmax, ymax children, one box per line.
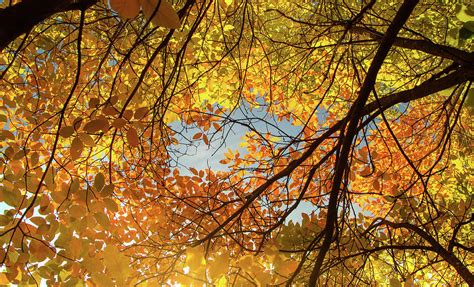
<box><xmin>0</xmin><ymin>0</ymin><xmax>473</xmax><ymax>285</ymax></box>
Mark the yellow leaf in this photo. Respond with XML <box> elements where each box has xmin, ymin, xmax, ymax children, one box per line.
<box><xmin>186</xmin><ymin>246</ymin><xmax>206</xmax><ymax>270</ymax></box>
<box><xmin>92</xmin><ymin>272</ymin><xmax>114</xmax><ymax>287</ymax></box>
<box><xmin>208</xmin><ymin>252</ymin><xmax>229</xmax><ymax>280</ymax></box>
<box><xmin>69</xmin><ymin>237</ymin><xmax>82</xmax><ymax>259</ymax></box>
<box><xmin>390</xmin><ymin>278</ymin><xmax>402</xmax><ymax>287</ymax></box>
<box><xmin>140</xmin><ymin>0</ymin><xmax>180</xmax><ymax>29</ymax></box>
<box><xmin>84</xmin><ymin>256</ymin><xmax>105</xmax><ymax>274</ymax></box>
<box><xmin>0</xmin><ymin>273</ymin><xmax>9</xmax><ymax>285</ymax></box>
<box><xmin>223</xmin><ymin>24</ymin><xmax>234</xmax><ymax>32</ymax></box>
<box><xmin>237</xmin><ymin>255</ymin><xmax>254</xmax><ymax>271</ymax></box>
<box><xmin>216</xmin><ymin>275</ymin><xmax>227</xmax><ymax>286</ymax></box>
<box><xmin>276</xmin><ymin>259</ymin><xmax>298</xmax><ymax>277</ymax></box>
<box><xmin>110</xmin><ymin>0</ymin><xmax>141</xmax><ymax>19</ymax></box>
<box><xmin>103</xmin><ymin>245</ymin><xmax>131</xmax><ymax>283</ymax></box>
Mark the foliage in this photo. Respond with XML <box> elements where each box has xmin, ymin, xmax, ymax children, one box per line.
<box><xmin>0</xmin><ymin>0</ymin><xmax>473</xmax><ymax>286</ymax></box>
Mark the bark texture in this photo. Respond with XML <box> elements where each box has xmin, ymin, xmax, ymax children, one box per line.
<box><xmin>0</xmin><ymin>0</ymin><xmax>97</xmax><ymax>51</ymax></box>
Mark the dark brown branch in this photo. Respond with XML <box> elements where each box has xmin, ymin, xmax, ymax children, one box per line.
<box><xmin>0</xmin><ymin>0</ymin><xmax>97</xmax><ymax>51</ymax></box>
<box><xmin>350</xmin><ymin>26</ymin><xmax>474</xmax><ymax>66</ymax></box>
<box><xmin>309</xmin><ymin>1</ymin><xmax>419</xmax><ymax>284</ymax></box>
<box><xmin>374</xmin><ymin>219</ymin><xmax>474</xmax><ymax>285</ymax></box>
<box><xmin>195</xmin><ymin>66</ymin><xmax>473</xmax><ymax>248</ymax></box>
<box><xmin>363</xmin><ymin>67</ymin><xmax>474</xmax><ymax>114</ymax></box>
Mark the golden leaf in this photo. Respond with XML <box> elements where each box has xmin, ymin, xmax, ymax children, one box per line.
<box><xmin>110</xmin><ymin>0</ymin><xmax>141</xmax><ymax>19</ymax></box>
<box><xmin>140</xmin><ymin>0</ymin><xmax>180</xmax><ymax>29</ymax></box>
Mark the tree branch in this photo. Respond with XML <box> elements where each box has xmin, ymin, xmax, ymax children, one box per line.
<box><xmin>0</xmin><ymin>0</ymin><xmax>97</xmax><ymax>51</ymax></box>
<box><xmin>374</xmin><ymin>219</ymin><xmax>474</xmax><ymax>285</ymax></box>
<box><xmin>350</xmin><ymin>26</ymin><xmax>474</xmax><ymax>66</ymax></box>
<box><xmin>195</xmin><ymin>66</ymin><xmax>473</xmax><ymax>249</ymax></box>
<box><xmin>309</xmin><ymin>1</ymin><xmax>419</xmax><ymax>284</ymax></box>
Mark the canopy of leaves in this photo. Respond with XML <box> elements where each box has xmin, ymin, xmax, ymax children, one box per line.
<box><xmin>0</xmin><ymin>0</ymin><xmax>473</xmax><ymax>286</ymax></box>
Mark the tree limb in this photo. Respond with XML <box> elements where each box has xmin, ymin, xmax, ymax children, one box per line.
<box><xmin>0</xmin><ymin>0</ymin><xmax>97</xmax><ymax>51</ymax></box>
<box><xmin>350</xmin><ymin>26</ymin><xmax>474</xmax><ymax>66</ymax></box>
<box><xmin>374</xmin><ymin>219</ymin><xmax>474</xmax><ymax>285</ymax></box>
<box><xmin>309</xmin><ymin>1</ymin><xmax>419</xmax><ymax>284</ymax></box>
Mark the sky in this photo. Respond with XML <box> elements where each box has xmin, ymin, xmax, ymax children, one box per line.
<box><xmin>169</xmin><ymin>100</ymin><xmax>315</xmax><ymax>222</ymax></box>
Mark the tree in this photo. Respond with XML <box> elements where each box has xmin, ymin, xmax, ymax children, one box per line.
<box><xmin>0</xmin><ymin>0</ymin><xmax>473</xmax><ymax>285</ymax></box>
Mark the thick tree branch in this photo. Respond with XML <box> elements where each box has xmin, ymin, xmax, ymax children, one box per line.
<box><xmin>0</xmin><ymin>0</ymin><xmax>97</xmax><ymax>51</ymax></box>
<box><xmin>309</xmin><ymin>1</ymin><xmax>419</xmax><ymax>284</ymax></box>
<box><xmin>373</xmin><ymin>219</ymin><xmax>474</xmax><ymax>285</ymax></box>
<box><xmin>364</xmin><ymin>66</ymin><xmax>474</xmax><ymax>113</ymax></box>
<box><xmin>350</xmin><ymin>26</ymin><xmax>474</xmax><ymax>66</ymax></box>
<box><xmin>195</xmin><ymin>66</ymin><xmax>473</xmax><ymax>248</ymax></box>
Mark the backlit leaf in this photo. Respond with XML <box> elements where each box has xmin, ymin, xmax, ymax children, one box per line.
<box><xmin>84</xmin><ymin>118</ymin><xmax>109</xmax><ymax>133</ymax></box>
<box><xmin>110</xmin><ymin>0</ymin><xmax>141</xmax><ymax>19</ymax></box>
<box><xmin>140</xmin><ymin>0</ymin><xmax>180</xmax><ymax>29</ymax></box>
<box><xmin>126</xmin><ymin>127</ymin><xmax>140</xmax><ymax>147</ymax></box>
<box><xmin>70</xmin><ymin>137</ymin><xmax>84</xmax><ymax>160</ymax></box>
<box><xmin>94</xmin><ymin>173</ymin><xmax>105</xmax><ymax>192</ymax></box>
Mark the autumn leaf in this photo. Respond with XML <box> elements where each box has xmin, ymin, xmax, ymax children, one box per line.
<box><xmin>70</xmin><ymin>137</ymin><xmax>84</xmax><ymax>160</ymax></box>
<box><xmin>110</xmin><ymin>0</ymin><xmax>141</xmax><ymax>19</ymax></box>
<box><xmin>126</xmin><ymin>127</ymin><xmax>140</xmax><ymax>147</ymax></box>
<box><xmin>133</xmin><ymin>106</ymin><xmax>148</xmax><ymax>120</ymax></box>
<box><xmin>101</xmin><ymin>184</ymin><xmax>115</xmax><ymax>197</ymax></box>
<box><xmin>103</xmin><ymin>245</ymin><xmax>131</xmax><ymax>284</ymax></box>
<box><xmin>1</xmin><ymin>0</ymin><xmax>473</xmax><ymax>286</ymax></box>
<box><xmin>59</xmin><ymin>126</ymin><xmax>74</xmax><ymax>138</ymax></box>
<box><xmin>186</xmin><ymin>246</ymin><xmax>205</xmax><ymax>270</ymax></box>
<box><xmin>203</xmin><ymin>134</ymin><xmax>209</xmax><ymax>145</ymax></box>
<box><xmin>140</xmin><ymin>0</ymin><xmax>180</xmax><ymax>29</ymax></box>
<box><xmin>94</xmin><ymin>173</ymin><xmax>105</xmax><ymax>192</ymax></box>
<box><xmin>83</xmin><ymin>118</ymin><xmax>109</xmax><ymax>133</ymax></box>
<box><xmin>112</xmin><ymin>118</ymin><xmax>127</xmax><ymax>129</ymax></box>
<box><xmin>192</xmin><ymin>132</ymin><xmax>202</xmax><ymax>140</ymax></box>
<box><xmin>208</xmin><ymin>252</ymin><xmax>229</xmax><ymax>280</ymax></box>
<box><xmin>79</xmin><ymin>133</ymin><xmax>95</xmax><ymax>146</ymax></box>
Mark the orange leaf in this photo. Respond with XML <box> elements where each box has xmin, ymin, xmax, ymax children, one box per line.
<box><xmin>192</xmin><ymin>132</ymin><xmax>202</xmax><ymax>140</ymax></box>
<box><xmin>359</xmin><ymin>166</ymin><xmax>371</xmax><ymax>177</ymax></box>
<box><xmin>134</xmin><ymin>106</ymin><xmax>148</xmax><ymax>120</ymax></box>
<box><xmin>112</xmin><ymin>118</ymin><xmax>127</xmax><ymax>129</ymax></box>
<box><xmin>84</xmin><ymin>118</ymin><xmax>109</xmax><ymax>133</ymax></box>
<box><xmin>373</xmin><ymin>179</ymin><xmax>381</xmax><ymax>191</ymax></box>
<box><xmin>110</xmin><ymin>0</ymin><xmax>141</xmax><ymax>19</ymax></box>
<box><xmin>79</xmin><ymin>133</ymin><xmax>95</xmax><ymax>146</ymax></box>
<box><xmin>70</xmin><ymin>137</ymin><xmax>84</xmax><ymax>160</ymax></box>
<box><xmin>127</xmin><ymin>127</ymin><xmax>140</xmax><ymax>147</ymax></box>
<box><xmin>140</xmin><ymin>0</ymin><xmax>180</xmax><ymax>29</ymax></box>
<box><xmin>94</xmin><ymin>173</ymin><xmax>105</xmax><ymax>192</ymax></box>
<box><xmin>59</xmin><ymin>126</ymin><xmax>74</xmax><ymax>138</ymax></box>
